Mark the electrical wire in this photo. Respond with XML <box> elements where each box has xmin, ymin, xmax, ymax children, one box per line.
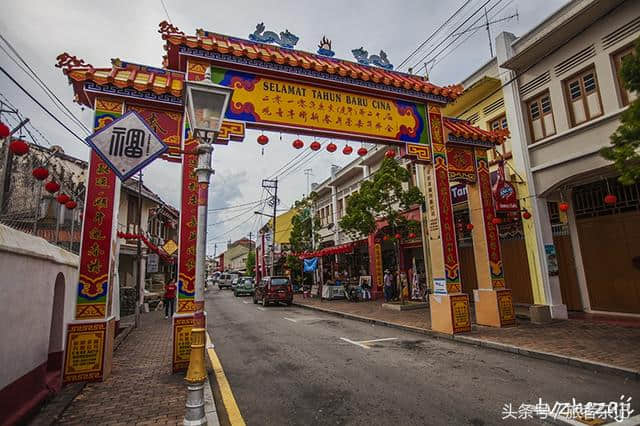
<box><xmin>0</xmin><ymin>33</ymin><xmax>91</xmax><ymax>134</ymax></box>
<box><xmin>397</xmin><ymin>0</ymin><xmax>476</xmax><ymax>71</ymax></box>
<box><xmin>0</xmin><ymin>65</ymin><xmax>89</xmax><ymax>147</ymax></box>
<box><xmin>405</xmin><ymin>0</ymin><xmax>495</xmax><ymax>74</ymax></box>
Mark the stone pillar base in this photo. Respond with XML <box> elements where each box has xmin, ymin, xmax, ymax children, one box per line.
<box><xmin>429</xmin><ymin>293</ymin><xmax>471</xmax><ymax>334</ymax></box>
<box><xmin>63</xmin><ymin>316</ymin><xmax>116</xmax><ymax>384</ymax></box>
<box><xmin>473</xmin><ymin>288</ymin><xmax>515</xmax><ymax>327</ymax></box>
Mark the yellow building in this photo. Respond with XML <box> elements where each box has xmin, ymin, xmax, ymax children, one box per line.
<box><xmin>443</xmin><ymin>58</ymin><xmax>546</xmax><ymax>306</ymax></box>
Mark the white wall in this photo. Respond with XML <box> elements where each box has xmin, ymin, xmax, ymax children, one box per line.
<box><xmin>0</xmin><ymin>224</ymin><xmax>78</xmax><ymax>390</ymax></box>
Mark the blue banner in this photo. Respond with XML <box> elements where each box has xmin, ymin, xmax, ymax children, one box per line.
<box><xmin>303</xmin><ymin>257</ymin><xmax>318</xmax><ymax>272</ymax></box>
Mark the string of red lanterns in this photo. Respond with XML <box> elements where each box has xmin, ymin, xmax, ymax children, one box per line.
<box><xmin>255</xmin><ymin>133</ymin><xmax>373</xmax><ymax>157</ymax></box>
<box><xmin>116</xmin><ymin>231</ymin><xmax>176</xmax><ymax>264</ymax></box>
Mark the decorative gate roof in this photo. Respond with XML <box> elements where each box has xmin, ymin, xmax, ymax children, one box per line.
<box><xmin>443</xmin><ymin>117</ymin><xmax>507</xmax><ymax>144</ymax></box>
<box><xmin>56</xmin><ymin>55</ymin><xmax>185</xmax><ymax>108</ymax></box>
<box><xmin>159</xmin><ymin>22</ymin><xmax>462</xmax><ymax>103</ymax></box>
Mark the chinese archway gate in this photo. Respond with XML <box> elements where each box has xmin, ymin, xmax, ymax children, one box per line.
<box><xmin>57</xmin><ymin>21</ymin><xmax>512</xmax><ymax>382</ymax></box>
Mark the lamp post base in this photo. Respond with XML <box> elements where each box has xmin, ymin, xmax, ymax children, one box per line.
<box><xmin>184</xmin><ymin>381</ymin><xmax>207</xmax><ymax>426</ymax></box>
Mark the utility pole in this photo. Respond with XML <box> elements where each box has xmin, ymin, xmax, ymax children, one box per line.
<box><xmin>135</xmin><ymin>170</ymin><xmax>143</xmax><ymax>329</ymax></box>
<box><xmin>451</xmin><ymin>9</ymin><xmax>518</xmax><ymax>59</ymax></box>
<box><xmin>261</xmin><ymin>178</ymin><xmax>278</xmax><ymax>275</ymax></box>
<box><xmin>304</xmin><ymin>168</ymin><xmax>313</xmax><ymax>196</ymax></box>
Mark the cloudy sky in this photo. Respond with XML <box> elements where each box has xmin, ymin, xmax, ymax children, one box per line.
<box><xmin>1</xmin><ymin>0</ymin><xmax>568</xmax><ymax>254</ymax></box>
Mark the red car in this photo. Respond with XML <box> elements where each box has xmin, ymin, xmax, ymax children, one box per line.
<box><xmin>253</xmin><ymin>276</ymin><xmax>293</xmax><ymax>306</ymax></box>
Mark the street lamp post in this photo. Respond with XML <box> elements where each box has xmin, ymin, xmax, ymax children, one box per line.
<box><xmin>184</xmin><ymin>80</ymin><xmax>233</xmax><ymax>426</ymax></box>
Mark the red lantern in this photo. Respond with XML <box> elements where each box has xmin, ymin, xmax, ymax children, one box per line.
<box><xmin>343</xmin><ymin>145</ymin><xmax>353</xmax><ymax>155</ymax></box>
<box><xmin>9</xmin><ymin>139</ymin><xmax>29</xmax><ymax>156</ymax></box>
<box><xmin>491</xmin><ymin>217</ymin><xmax>502</xmax><ymax>225</ymax></box>
<box><xmin>383</xmin><ymin>235</ymin><xmax>389</xmax><ymax>241</ymax></box>
<box><xmin>522</xmin><ymin>211</ymin><xmax>532</xmax><ymax>220</ymax></box>
<box><xmin>310</xmin><ymin>141</ymin><xmax>321</xmax><ymax>151</ymax></box>
<box><xmin>326</xmin><ymin>142</ymin><xmax>337</xmax><ymax>152</ymax></box>
<box><xmin>257</xmin><ymin>134</ymin><xmax>269</xmax><ymax>145</ymax></box>
<box><xmin>292</xmin><ymin>139</ymin><xmax>304</xmax><ymax>149</ymax></box>
<box><xmin>466</xmin><ymin>223</ymin><xmax>474</xmax><ymax>231</ymax></box>
<box><xmin>558</xmin><ymin>202</ymin><xmax>569</xmax><ymax>212</ymax></box>
<box><xmin>65</xmin><ymin>200</ymin><xmax>77</xmax><ymax>209</ymax></box>
<box><xmin>45</xmin><ymin>181</ymin><xmax>60</xmax><ymax>194</ymax></box>
<box><xmin>408</xmin><ymin>232</ymin><xmax>416</xmax><ymax>239</ymax></box>
<box><xmin>385</xmin><ymin>149</ymin><xmax>396</xmax><ymax>158</ymax></box>
<box><xmin>604</xmin><ymin>194</ymin><xmax>617</xmax><ymax>205</ymax></box>
<box><xmin>394</xmin><ymin>233</ymin><xmax>402</xmax><ymax>240</ymax></box>
<box><xmin>57</xmin><ymin>193</ymin><xmax>70</xmax><ymax>204</ymax></box>
<box><xmin>357</xmin><ymin>147</ymin><xmax>368</xmax><ymax>156</ymax></box>
<box><xmin>0</xmin><ymin>122</ymin><xmax>10</xmax><ymax>138</ymax></box>
<box><xmin>32</xmin><ymin>167</ymin><xmax>49</xmax><ymax>181</ymax></box>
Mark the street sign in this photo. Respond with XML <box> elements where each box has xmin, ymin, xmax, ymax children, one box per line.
<box><xmin>85</xmin><ymin>111</ymin><xmax>168</xmax><ymax>180</ymax></box>
<box><xmin>163</xmin><ymin>239</ymin><xmax>178</xmax><ymax>256</ymax></box>
<box><xmin>147</xmin><ymin>253</ymin><xmax>159</xmax><ymax>273</ymax></box>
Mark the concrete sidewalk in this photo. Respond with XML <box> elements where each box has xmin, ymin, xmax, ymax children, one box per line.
<box><xmin>51</xmin><ymin>312</ymin><xmax>192</xmax><ymax>425</ymax></box>
<box><xmin>294</xmin><ymin>295</ymin><xmax>640</xmax><ymax>378</ymax></box>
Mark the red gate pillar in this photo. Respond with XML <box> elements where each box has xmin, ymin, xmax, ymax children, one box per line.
<box><xmin>425</xmin><ymin>105</ymin><xmax>471</xmax><ymax>334</ymax></box>
<box><xmin>368</xmin><ymin>233</ymin><xmax>383</xmax><ymax>300</ymax></box>
<box><xmin>172</xmin><ymin>136</ymin><xmax>199</xmax><ymax>372</ymax></box>
<box><xmin>63</xmin><ymin>98</ymin><xmax>123</xmax><ymax>383</ymax></box>
<box><xmin>467</xmin><ymin>148</ymin><xmax>515</xmax><ymax>327</ymax></box>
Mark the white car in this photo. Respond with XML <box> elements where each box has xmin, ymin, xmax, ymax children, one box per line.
<box><xmin>218</xmin><ymin>273</ymin><xmax>238</xmax><ymax>289</ymax></box>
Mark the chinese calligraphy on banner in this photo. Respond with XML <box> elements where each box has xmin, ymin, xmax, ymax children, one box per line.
<box><xmin>177</xmin><ymin>136</ymin><xmax>199</xmax><ymax>313</ymax></box>
<box><xmin>75</xmin><ymin>99</ymin><xmax>122</xmax><ymax>320</ymax></box>
<box><xmin>211</xmin><ymin>67</ymin><xmax>429</xmax><ymax>145</ymax></box>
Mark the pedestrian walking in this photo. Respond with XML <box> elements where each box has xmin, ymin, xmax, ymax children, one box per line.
<box><xmin>164</xmin><ymin>278</ymin><xmax>177</xmax><ymax>319</ymax></box>
<box><xmin>383</xmin><ymin>270</ymin><xmax>393</xmax><ymax>302</ymax></box>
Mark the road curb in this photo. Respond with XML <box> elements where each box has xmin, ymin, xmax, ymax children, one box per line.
<box><xmin>293</xmin><ymin>302</ymin><xmax>640</xmax><ymax>380</ymax></box>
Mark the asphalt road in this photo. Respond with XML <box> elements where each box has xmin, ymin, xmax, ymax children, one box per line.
<box><xmin>205</xmin><ymin>288</ymin><xmax>640</xmax><ymax>426</ymax></box>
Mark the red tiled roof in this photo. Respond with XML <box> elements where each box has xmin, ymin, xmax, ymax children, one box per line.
<box><xmin>443</xmin><ymin>117</ymin><xmax>508</xmax><ymax>144</ymax></box>
<box><xmin>56</xmin><ymin>54</ymin><xmax>184</xmax><ymax>107</ymax></box>
<box><xmin>159</xmin><ymin>22</ymin><xmax>462</xmax><ymax>101</ymax></box>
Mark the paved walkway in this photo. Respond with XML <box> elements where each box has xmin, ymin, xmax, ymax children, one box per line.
<box><xmin>294</xmin><ymin>295</ymin><xmax>640</xmax><ymax>373</ymax></box>
<box><xmin>57</xmin><ymin>312</ymin><xmax>187</xmax><ymax>425</ymax></box>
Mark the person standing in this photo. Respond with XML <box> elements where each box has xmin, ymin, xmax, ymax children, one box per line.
<box><xmin>164</xmin><ymin>278</ymin><xmax>177</xmax><ymax>319</ymax></box>
<box><xmin>383</xmin><ymin>270</ymin><xmax>393</xmax><ymax>302</ymax></box>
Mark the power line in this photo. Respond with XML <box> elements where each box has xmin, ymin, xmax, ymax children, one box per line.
<box><xmin>454</xmin><ymin>0</ymin><xmax>624</xmax><ymax>120</ymax></box>
<box><xmin>159</xmin><ymin>0</ymin><xmax>172</xmax><ymax>23</ymax></box>
<box><xmin>397</xmin><ymin>0</ymin><xmax>475</xmax><ymax>71</ymax></box>
<box><xmin>405</xmin><ymin>0</ymin><xmax>495</xmax><ymax>74</ymax></box>
<box><xmin>0</xmin><ymin>65</ymin><xmax>89</xmax><ymax>147</ymax></box>
<box><xmin>0</xmin><ymin>33</ymin><xmax>91</xmax><ymax>134</ymax></box>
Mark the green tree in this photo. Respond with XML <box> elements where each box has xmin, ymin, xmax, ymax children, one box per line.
<box><xmin>288</xmin><ymin>193</ymin><xmax>320</xmax><ymax>253</ymax></box>
<box><xmin>245</xmin><ymin>250</ymin><xmax>256</xmax><ymax>276</ymax></box>
<box><xmin>339</xmin><ymin>157</ymin><xmax>423</xmax><ymax>293</ymax></box>
<box><xmin>601</xmin><ymin>39</ymin><xmax>640</xmax><ymax>184</ymax></box>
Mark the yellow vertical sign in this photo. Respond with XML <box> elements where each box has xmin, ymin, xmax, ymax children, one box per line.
<box><xmin>374</xmin><ymin>243</ymin><xmax>383</xmax><ymax>289</ymax></box>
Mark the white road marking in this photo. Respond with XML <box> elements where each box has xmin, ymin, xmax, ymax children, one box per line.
<box><xmin>282</xmin><ymin>316</ymin><xmax>322</xmax><ymax>323</ymax></box>
<box><xmin>340</xmin><ymin>336</ymin><xmax>398</xmax><ymax>349</ymax></box>
<box><xmin>283</xmin><ymin>317</ymin><xmax>298</xmax><ymax>323</ymax></box>
<box><xmin>243</xmin><ymin>301</ymin><xmax>251</xmax><ymax>304</ymax></box>
<box><xmin>340</xmin><ymin>337</ymin><xmax>371</xmax><ymax>349</ymax></box>
<box><xmin>358</xmin><ymin>337</ymin><xmax>398</xmax><ymax>344</ymax></box>
<box><xmin>257</xmin><ymin>307</ymin><xmax>266</xmax><ymax>312</ymax></box>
